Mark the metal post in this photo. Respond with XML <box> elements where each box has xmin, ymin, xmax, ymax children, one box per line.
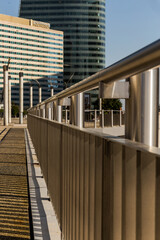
<box><xmin>57</xmin><ymin>105</ymin><xmax>62</xmax><ymax>123</ymax></box>
<box><xmin>120</xmin><ymin>110</ymin><xmax>122</xmax><ymax>126</ymax></box>
<box><xmin>51</xmin><ymin>87</ymin><xmax>54</xmax><ymax>97</ymax></box>
<box><xmin>125</xmin><ymin>68</ymin><xmax>159</xmax><ymax>147</ymax></box>
<box><xmin>102</xmin><ymin>110</ymin><xmax>104</xmax><ymax>128</ymax></box>
<box><xmin>99</xmin><ymin>98</ymin><xmax>102</xmax><ymax>111</ymax></box>
<box><xmin>65</xmin><ymin>109</ymin><xmax>68</xmax><ymax>124</ymax></box>
<box><xmin>30</xmin><ymin>85</ymin><xmax>33</xmax><ymax>108</ymax></box>
<box><xmin>51</xmin><ymin>102</ymin><xmax>54</xmax><ymax>120</ymax></box>
<box><xmin>94</xmin><ymin>110</ymin><xmax>97</xmax><ymax>128</ymax></box>
<box><xmin>19</xmin><ymin>72</ymin><xmax>23</xmax><ymax>124</ymax></box>
<box><xmin>76</xmin><ymin>93</ymin><xmax>83</xmax><ymax>128</ymax></box>
<box><xmin>70</xmin><ymin>93</ymin><xmax>84</xmax><ymax>128</ymax></box>
<box><xmin>3</xmin><ymin>65</ymin><xmax>8</xmax><ymax>126</ymax></box>
<box><xmin>111</xmin><ymin>110</ymin><xmax>113</xmax><ymax>127</ymax></box>
<box><xmin>8</xmin><ymin>76</ymin><xmax>11</xmax><ymax>124</ymax></box>
<box><xmin>42</xmin><ymin>106</ymin><xmax>45</xmax><ymax>119</ymax></box>
<box><xmin>39</xmin><ymin>86</ymin><xmax>42</xmax><ymax>103</ymax></box>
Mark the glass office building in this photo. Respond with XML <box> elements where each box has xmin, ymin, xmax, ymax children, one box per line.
<box><xmin>19</xmin><ymin>0</ymin><xmax>105</xmax><ymax>87</ymax></box>
<box><xmin>0</xmin><ymin>14</ymin><xmax>63</xmax><ymax>107</ymax></box>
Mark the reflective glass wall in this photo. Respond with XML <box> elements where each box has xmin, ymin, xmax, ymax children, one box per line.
<box><xmin>20</xmin><ymin>0</ymin><xmax>105</xmax><ymax>87</ymax></box>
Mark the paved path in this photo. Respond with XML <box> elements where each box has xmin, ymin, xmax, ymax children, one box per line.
<box><xmin>0</xmin><ymin>128</ymin><xmax>32</xmax><ymax>240</ymax></box>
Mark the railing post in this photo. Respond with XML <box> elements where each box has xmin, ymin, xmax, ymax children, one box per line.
<box><xmin>39</xmin><ymin>86</ymin><xmax>42</xmax><ymax>103</ymax></box>
<box><xmin>8</xmin><ymin>76</ymin><xmax>11</xmax><ymax>124</ymax></box>
<box><xmin>94</xmin><ymin>110</ymin><xmax>97</xmax><ymax>128</ymax></box>
<box><xmin>125</xmin><ymin>68</ymin><xmax>159</xmax><ymax>147</ymax></box>
<box><xmin>65</xmin><ymin>109</ymin><xmax>68</xmax><ymax>124</ymax></box>
<box><xmin>120</xmin><ymin>110</ymin><xmax>122</xmax><ymax>126</ymax></box>
<box><xmin>111</xmin><ymin>110</ymin><xmax>113</xmax><ymax>127</ymax></box>
<box><xmin>19</xmin><ymin>72</ymin><xmax>23</xmax><ymax>124</ymax></box>
<box><xmin>102</xmin><ymin>110</ymin><xmax>104</xmax><ymax>128</ymax></box>
<box><xmin>53</xmin><ymin>100</ymin><xmax>62</xmax><ymax>123</ymax></box>
<box><xmin>70</xmin><ymin>93</ymin><xmax>84</xmax><ymax>128</ymax></box>
<box><xmin>30</xmin><ymin>84</ymin><xmax>33</xmax><ymax>108</ymax></box>
<box><xmin>3</xmin><ymin>65</ymin><xmax>8</xmax><ymax>126</ymax></box>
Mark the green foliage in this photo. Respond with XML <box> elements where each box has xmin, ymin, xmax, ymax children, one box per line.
<box><xmin>23</xmin><ymin>110</ymin><xmax>27</xmax><ymax>116</ymax></box>
<box><xmin>0</xmin><ymin>109</ymin><xmax>3</xmax><ymax>118</ymax></box>
<box><xmin>12</xmin><ymin>104</ymin><xmax>19</xmax><ymax>117</ymax></box>
<box><xmin>93</xmin><ymin>99</ymin><xmax>122</xmax><ymax>110</ymax></box>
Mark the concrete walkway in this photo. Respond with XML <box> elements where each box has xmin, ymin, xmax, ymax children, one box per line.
<box><xmin>0</xmin><ymin>128</ymin><xmax>32</xmax><ymax>240</ymax></box>
<box><xmin>88</xmin><ymin>125</ymin><xmax>125</xmax><ymax>136</ymax></box>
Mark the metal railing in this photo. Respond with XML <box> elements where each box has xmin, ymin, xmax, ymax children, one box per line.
<box><xmin>27</xmin><ymin>40</ymin><xmax>160</xmax><ymax>240</ymax></box>
<box><xmin>61</xmin><ymin>109</ymin><xmax>125</xmax><ymax>128</ymax></box>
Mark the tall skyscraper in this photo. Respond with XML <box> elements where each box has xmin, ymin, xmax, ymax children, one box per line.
<box><xmin>0</xmin><ymin>14</ymin><xmax>63</xmax><ymax>107</ymax></box>
<box><xmin>19</xmin><ymin>0</ymin><xmax>105</xmax><ymax>87</ymax></box>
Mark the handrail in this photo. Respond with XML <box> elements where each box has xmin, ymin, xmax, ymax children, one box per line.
<box><xmin>29</xmin><ymin>39</ymin><xmax>160</xmax><ymax>110</ymax></box>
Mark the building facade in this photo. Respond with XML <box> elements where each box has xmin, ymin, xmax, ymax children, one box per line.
<box><xmin>0</xmin><ymin>14</ymin><xmax>63</xmax><ymax>107</ymax></box>
<box><xmin>19</xmin><ymin>0</ymin><xmax>105</xmax><ymax>87</ymax></box>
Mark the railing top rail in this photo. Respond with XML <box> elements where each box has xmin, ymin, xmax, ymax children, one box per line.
<box><xmin>29</xmin><ymin>39</ymin><xmax>160</xmax><ymax>110</ymax></box>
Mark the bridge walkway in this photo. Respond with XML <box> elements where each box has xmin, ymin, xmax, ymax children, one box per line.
<box><xmin>0</xmin><ymin>128</ymin><xmax>32</xmax><ymax>240</ymax></box>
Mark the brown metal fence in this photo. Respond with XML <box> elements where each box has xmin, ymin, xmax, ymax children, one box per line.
<box><xmin>28</xmin><ymin>113</ymin><xmax>160</xmax><ymax>240</ymax></box>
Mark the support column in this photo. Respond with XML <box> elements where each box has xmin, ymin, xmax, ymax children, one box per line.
<box><xmin>39</xmin><ymin>86</ymin><xmax>42</xmax><ymax>103</ymax></box>
<box><xmin>125</xmin><ymin>68</ymin><xmax>159</xmax><ymax>147</ymax></box>
<box><xmin>3</xmin><ymin>65</ymin><xmax>8</xmax><ymax>126</ymax></box>
<box><xmin>70</xmin><ymin>93</ymin><xmax>84</xmax><ymax>128</ymax></box>
<box><xmin>30</xmin><ymin>84</ymin><xmax>33</xmax><ymax>108</ymax></box>
<box><xmin>53</xmin><ymin>100</ymin><xmax>62</xmax><ymax>122</ymax></box>
<box><xmin>8</xmin><ymin>76</ymin><xmax>11</xmax><ymax>124</ymax></box>
<box><xmin>57</xmin><ymin>105</ymin><xmax>62</xmax><ymax>123</ymax></box>
<box><xmin>19</xmin><ymin>72</ymin><xmax>23</xmax><ymax>124</ymax></box>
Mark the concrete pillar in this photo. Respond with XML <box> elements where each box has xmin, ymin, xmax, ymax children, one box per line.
<box><xmin>8</xmin><ymin>76</ymin><xmax>11</xmax><ymax>124</ymax></box>
<box><xmin>3</xmin><ymin>65</ymin><xmax>8</xmax><ymax>126</ymax></box>
<box><xmin>39</xmin><ymin>86</ymin><xmax>42</xmax><ymax>103</ymax></box>
<box><xmin>30</xmin><ymin>85</ymin><xmax>33</xmax><ymax>108</ymax></box>
<box><xmin>19</xmin><ymin>72</ymin><xmax>23</xmax><ymax>124</ymax></box>
<box><xmin>125</xmin><ymin>68</ymin><xmax>159</xmax><ymax>147</ymax></box>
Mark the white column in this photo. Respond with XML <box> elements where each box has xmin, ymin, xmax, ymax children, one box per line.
<box><xmin>39</xmin><ymin>86</ymin><xmax>42</xmax><ymax>103</ymax></box>
<box><xmin>19</xmin><ymin>72</ymin><xmax>23</xmax><ymax>124</ymax></box>
<box><xmin>30</xmin><ymin>85</ymin><xmax>33</xmax><ymax>108</ymax></box>
<box><xmin>3</xmin><ymin>65</ymin><xmax>8</xmax><ymax>126</ymax></box>
<box><xmin>8</xmin><ymin>76</ymin><xmax>11</xmax><ymax>124</ymax></box>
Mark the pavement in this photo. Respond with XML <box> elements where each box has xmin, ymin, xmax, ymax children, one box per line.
<box><xmin>0</xmin><ymin>128</ymin><xmax>32</xmax><ymax>240</ymax></box>
<box><xmin>88</xmin><ymin>125</ymin><xmax>125</xmax><ymax>137</ymax></box>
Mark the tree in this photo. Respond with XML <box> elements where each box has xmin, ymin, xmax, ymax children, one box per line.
<box><xmin>93</xmin><ymin>99</ymin><xmax>122</xmax><ymax>110</ymax></box>
<box><xmin>0</xmin><ymin>109</ymin><xmax>3</xmax><ymax>118</ymax></box>
<box><xmin>12</xmin><ymin>104</ymin><xmax>19</xmax><ymax>117</ymax></box>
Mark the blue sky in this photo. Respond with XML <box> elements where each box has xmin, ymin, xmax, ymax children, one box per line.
<box><xmin>0</xmin><ymin>0</ymin><xmax>160</xmax><ymax>66</ymax></box>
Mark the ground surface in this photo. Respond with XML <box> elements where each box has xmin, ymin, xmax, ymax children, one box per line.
<box><xmin>0</xmin><ymin>128</ymin><xmax>31</xmax><ymax>240</ymax></box>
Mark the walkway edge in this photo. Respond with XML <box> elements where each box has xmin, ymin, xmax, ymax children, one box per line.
<box><xmin>25</xmin><ymin>129</ymin><xmax>61</xmax><ymax>240</ymax></box>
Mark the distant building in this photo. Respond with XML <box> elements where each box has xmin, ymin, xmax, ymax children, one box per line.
<box><xmin>19</xmin><ymin>0</ymin><xmax>105</xmax><ymax>87</ymax></box>
<box><xmin>0</xmin><ymin>14</ymin><xmax>63</xmax><ymax>107</ymax></box>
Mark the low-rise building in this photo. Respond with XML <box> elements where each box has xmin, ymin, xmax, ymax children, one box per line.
<box><xmin>0</xmin><ymin>14</ymin><xmax>63</xmax><ymax>107</ymax></box>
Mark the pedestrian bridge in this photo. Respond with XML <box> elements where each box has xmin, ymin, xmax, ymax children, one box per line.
<box><xmin>1</xmin><ymin>40</ymin><xmax>160</xmax><ymax>239</ymax></box>
<box><xmin>26</xmin><ymin>40</ymin><xmax>160</xmax><ymax>240</ymax></box>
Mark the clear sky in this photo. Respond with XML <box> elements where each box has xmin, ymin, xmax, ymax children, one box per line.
<box><xmin>0</xmin><ymin>0</ymin><xmax>160</xmax><ymax>67</ymax></box>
